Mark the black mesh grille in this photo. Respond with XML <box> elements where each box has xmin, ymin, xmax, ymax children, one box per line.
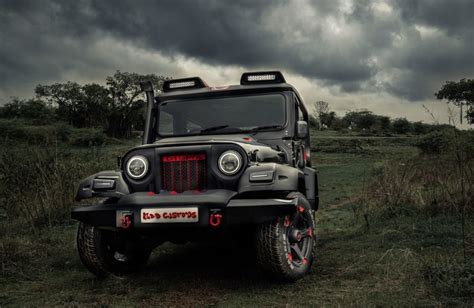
<box><xmin>161</xmin><ymin>154</ymin><xmax>206</xmax><ymax>192</ymax></box>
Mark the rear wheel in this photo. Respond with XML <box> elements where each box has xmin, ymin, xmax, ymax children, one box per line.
<box><xmin>255</xmin><ymin>192</ymin><xmax>316</xmax><ymax>281</ymax></box>
<box><xmin>76</xmin><ymin>223</ymin><xmax>151</xmax><ymax>278</ymax></box>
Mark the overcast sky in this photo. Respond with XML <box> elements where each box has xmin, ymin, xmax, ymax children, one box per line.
<box><xmin>1</xmin><ymin>0</ymin><xmax>473</xmax><ymax>125</ymax></box>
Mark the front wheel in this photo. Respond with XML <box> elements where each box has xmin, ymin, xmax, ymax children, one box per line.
<box><xmin>255</xmin><ymin>192</ymin><xmax>316</xmax><ymax>281</ymax></box>
<box><xmin>76</xmin><ymin>223</ymin><xmax>151</xmax><ymax>278</ymax></box>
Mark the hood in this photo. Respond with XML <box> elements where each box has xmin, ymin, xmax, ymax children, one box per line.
<box><xmin>146</xmin><ymin>134</ymin><xmax>286</xmax><ymax>163</ymax></box>
<box><xmin>155</xmin><ymin>134</ymin><xmax>257</xmax><ymax>145</ymax></box>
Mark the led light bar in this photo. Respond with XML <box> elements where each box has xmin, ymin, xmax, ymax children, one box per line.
<box><xmin>240</xmin><ymin>71</ymin><xmax>286</xmax><ymax>85</ymax></box>
<box><xmin>247</xmin><ymin>74</ymin><xmax>276</xmax><ymax>81</ymax></box>
<box><xmin>169</xmin><ymin>80</ymin><xmax>196</xmax><ymax>89</ymax></box>
<box><xmin>163</xmin><ymin>77</ymin><xmax>207</xmax><ymax>92</ymax></box>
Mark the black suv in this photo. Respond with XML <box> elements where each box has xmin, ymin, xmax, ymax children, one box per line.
<box><xmin>72</xmin><ymin>71</ymin><xmax>319</xmax><ymax>281</ymax></box>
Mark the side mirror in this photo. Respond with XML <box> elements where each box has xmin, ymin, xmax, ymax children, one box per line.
<box><xmin>296</xmin><ymin>121</ymin><xmax>308</xmax><ymax>139</ymax></box>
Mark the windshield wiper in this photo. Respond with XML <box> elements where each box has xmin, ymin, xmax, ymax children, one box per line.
<box><xmin>197</xmin><ymin>125</ymin><xmax>229</xmax><ymax>134</ymax></box>
<box><xmin>249</xmin><ymin>125</ymin><xmax>283</xmax><ymax>134</ymax></box>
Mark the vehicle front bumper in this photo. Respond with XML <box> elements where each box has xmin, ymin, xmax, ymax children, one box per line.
<box><xmin>71</xmin><ymin>190</ymin><xmax>297</xmax><ymax>230</ymax></box>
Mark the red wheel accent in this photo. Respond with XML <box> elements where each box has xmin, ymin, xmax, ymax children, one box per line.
<box><xmin>288</xmin><ymin>253</ymin><xmax>293</xmax><ymax>262</ymax></box>
<box><xmin>303</xmin><ymin>258</ymin><xmax>308</xmax><ymax>265</ymax></box>
<box><xmin>298</xmin><ymin>206</ymin><xmax>304</xmax><ymax>213</ymax></box>
<box><xmin>146</xmin><ymin>191</ymin><xmax>155</xmax><ymax>196</ymax></box>
<box><xmin>308</xmin><ymin>228</ymin><xmax>313</xmax><ymax>237</ymax></box>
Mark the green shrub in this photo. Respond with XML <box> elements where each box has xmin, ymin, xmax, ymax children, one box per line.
<box><xmin>361</xmin><ymin>130</ymin><xmax>474</xmax><ymax>218</ymax></box>
<box><xmin>68</xmin><ymin>128</ymin><xmax>106</xmax><ymax>146</ymax></box>
<box><xmin>0</xmin><ymin>146</ymin><xmax>115</xmax><ymax>229</ymax></box>
<box><xmin>416</xmin><ymin>129</ymin><xmax>456</xmax><ymax>154</ymax></box>
<box><xmin>416</xmin><ymin>129</ymin><xmax>474</xmax><ymax>156</ymax></box>
<box><xmin>0</xmin><ymin>119</ymin><xmax>107</xmax><ymax>146</ymax></box>
<box><xmin>424</xmin><ymin>259</ymin><xmax>474</xmax><ymax>297</ymax></box>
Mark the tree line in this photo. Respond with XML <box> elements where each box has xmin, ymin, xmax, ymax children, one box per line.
<box><xmin>311</xmin><ymin>78</ymin><xmax>473</xmax><ymax>134</ymax></box>
<box><xmin>1</xmin><ymin>73</ymin><xmax>471</xmax><ymax>138</ymax></box>
<box><xmin>0</xmin><ymin>71</ymin><xmax>168</xmax><ymax>138</ymax></box>
<box><xmin>311</xmin><ymin>101</ymin><xmax>436</xmax><ymax>134</ymax></box>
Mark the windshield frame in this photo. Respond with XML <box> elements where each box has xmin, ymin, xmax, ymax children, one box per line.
<box><xmin>155</xmin><ymin>92</ymin><xmax>289</xmax><ymax>139</ymax></box>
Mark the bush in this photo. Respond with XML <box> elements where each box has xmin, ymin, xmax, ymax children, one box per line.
<box><xmin>68</xmin><ymin>128</ymin><xmax>106</xmax><ymax>146</ymax></box>
<box><xmin>0</xmin><ymin>98</ymin><xmax>55</xmax><ymax>124</ymax></box>
<box><xmin>416</xmin><ymin>129</ymin><xmax>456</xmax><ymax>154</ymax></box>
<box><xmin>392</xmin><ymin>118</ymin><xmax>412</xmax><ymax>134</ymax></box>
<box><xmin>417</xmin><ymin>129</ymin><xmax>474</xmax><ymax>156</ymax></box>
<box><xmin>0</xmin><ymin>146</ymin><xmax>115</xmax><ymax>229</ymax></box>
<box><xmin>361</xmin><ymin>130</ymin><xmax>474</xmax><ymax>218</ymax></box>
<box><xmin>424</xmin><ymin>259</ymin><xmax>474</xmax><ymax>297</ymax></box>
<box><xmin>0</xmin><ymin>119</ymin><xmax>107</xmax><ymax>146</ymax></box>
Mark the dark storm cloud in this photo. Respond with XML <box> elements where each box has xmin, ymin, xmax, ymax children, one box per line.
<box><xmin>0</xmin><ymin>0</ymin><xmax>473</xmax><ymax>102</ymax></box>
<box><xmin>396</xmin><ymin>0</ymin><xmax>474</xmax><ymax>36</ymax></box>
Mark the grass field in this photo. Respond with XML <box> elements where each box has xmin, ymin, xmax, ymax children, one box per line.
<box><xmin>0</xmin><ymin>131</ymin><xmax>472</xmax><ymax>306</ymax></box>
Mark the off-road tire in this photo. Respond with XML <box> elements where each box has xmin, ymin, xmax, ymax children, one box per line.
<box><xmin>255</xmin><ymin>192</ymin><xmax>316</xmax><ymax>281</ymax></box>
<box><xmin>77</xmin><ymin>222</ymin><xmax>151</xmax><ymax>278</ymax></box>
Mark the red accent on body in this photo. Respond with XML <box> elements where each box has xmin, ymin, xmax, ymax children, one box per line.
<box><xmin>179</xmin><ymin>161</ymin><xmax>183</xmax><ymax>192</ymax></box>
<box><xmin>187</xmin><ymin>160</ymin><xmax>191</xmax><ymax>191</ymax></box>
<box><xmin>162</xmin><ymin>154</ymin><xmax>206</xmax><ymax>162</ymax></box>
<box><xmin>161</xmin><ymin>153</ymin><xmax>206</xmax><ymax>193</ymax></box>
<box><xmin>162</xmin><ymin>163</ymin><xmax>168</xmax><ymax>190</ymax></box>
<box><xmin>170</xmin><ymin>162</ymin><xmax>175</xmax><ymax>191</ymax></box>
<box><xmin>195</xmin><ymin>159</ymin><xmax>199</xmax><ymax>190</ymax></box>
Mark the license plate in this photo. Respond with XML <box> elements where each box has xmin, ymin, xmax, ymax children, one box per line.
<box><xmin>141</xmin><ymin>207</ymin><xmax>199</xmax><ymax>223</ymax></box>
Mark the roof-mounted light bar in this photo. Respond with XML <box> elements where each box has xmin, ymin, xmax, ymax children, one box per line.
<box><xmin>240</xmin><ymin>71</ymin><xmax>286</xmax><ymax>85</ymax></box>
<box><xmin>163</xmin><ymin>77</ymin><xmax>208</xmax><ymax>92</ymax></box>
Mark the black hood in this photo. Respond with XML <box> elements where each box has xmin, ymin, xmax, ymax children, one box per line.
<box><xmin>154</xmin><ymin>134</ymin><xmax>257</xmax><ymax>145</ymax></box>
<box><xmin>135</xmin><ymin>134</ymin><xmax>287</xmax><ymax>164</ymax></box>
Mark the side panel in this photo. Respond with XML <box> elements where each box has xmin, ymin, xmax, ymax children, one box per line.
<box><xmin>303</xmin><ymin>167</ymin><xmax>319</xmax><ymax>210</ymax></box>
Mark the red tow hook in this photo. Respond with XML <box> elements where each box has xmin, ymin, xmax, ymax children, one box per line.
<box><xmin>209</xmin><ymin>213</ymin><xmax>222</xmax><ymax>228</ymax></box>
<box><xmin>120</xmin><ymin>214</ymin><xmax>133</xmax><ymax>229</ymax></box>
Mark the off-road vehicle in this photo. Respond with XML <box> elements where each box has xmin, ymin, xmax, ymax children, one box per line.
<box><xmin>72</xmin><ymin>71</ymin><xmax>319</xmax><ymax>281</ymax></box>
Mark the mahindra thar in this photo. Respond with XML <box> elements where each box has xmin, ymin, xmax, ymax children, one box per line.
<box><xmin>72</xmin><ymin>71</ymin><xmax>319</xmax><ymax>281</ymax></box>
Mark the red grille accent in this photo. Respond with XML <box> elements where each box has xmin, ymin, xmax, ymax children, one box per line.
<box><xmin>161</xmin><ymin>153</ymin><xmax>206</xmax><ymax>192</ymax></box>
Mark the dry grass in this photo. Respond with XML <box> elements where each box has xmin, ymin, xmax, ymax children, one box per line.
<box><xmin>0</xmin><ymin>145</ymin><xmax>119</xmax><ymax>231</ymax></box>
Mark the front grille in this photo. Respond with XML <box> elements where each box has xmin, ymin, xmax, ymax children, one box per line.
<box><xmin>161</xmin><ymin>154</ymin><xmax>206</xmax><ymax>192</ymax></box>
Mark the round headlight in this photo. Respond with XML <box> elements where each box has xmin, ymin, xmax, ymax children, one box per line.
<box><xmin>218</xmin><ymin>150</ymin><xmax>242</xmax><ymax>175</ymax></box>
<box><xmin>126</xmin><ymin>155</ymin><xmax>148</xmax><ymax>179</ymax></box>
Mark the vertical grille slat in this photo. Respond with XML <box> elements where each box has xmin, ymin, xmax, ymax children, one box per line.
<box><xmin>161</xmin><ymin>154</ymin><xmax>206</xmax><ymax>192</ymax></box>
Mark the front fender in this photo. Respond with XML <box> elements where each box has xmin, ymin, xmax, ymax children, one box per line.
<box><xmin>76</xmin><ymin>170</ymin><xmax>130</xmax><ymax>201</ymax></box>
<box><xmin>237</xmin><ymin>163</ymin><xmax>301</xmax><ymax>194</ymax></box>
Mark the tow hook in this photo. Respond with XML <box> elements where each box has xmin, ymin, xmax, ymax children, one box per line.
<box><xmin>117</xmin><ymin>211</ymin><xmax>133</xmax><ymax>229</ymax></box>
<box><xmin>209</xmin><ymin>211</ymin><xmax>222</xmax><ymax>228</ymax></box>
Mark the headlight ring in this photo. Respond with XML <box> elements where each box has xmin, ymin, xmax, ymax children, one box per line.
<box><xmin>218</xmin><ymin>150</ymin><xmax>242</xmax><ymax>175</ymax></box>
<box><xmin>126</xmin><ymin>155</ymin><xmax>149</xmax><ymax>179</ymax></box>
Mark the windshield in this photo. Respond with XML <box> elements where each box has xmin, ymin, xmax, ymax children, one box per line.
<box><xmin>157</xmin><ymin>94</ymin><xmax>286</xmax><ymax>137</ymax></box>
